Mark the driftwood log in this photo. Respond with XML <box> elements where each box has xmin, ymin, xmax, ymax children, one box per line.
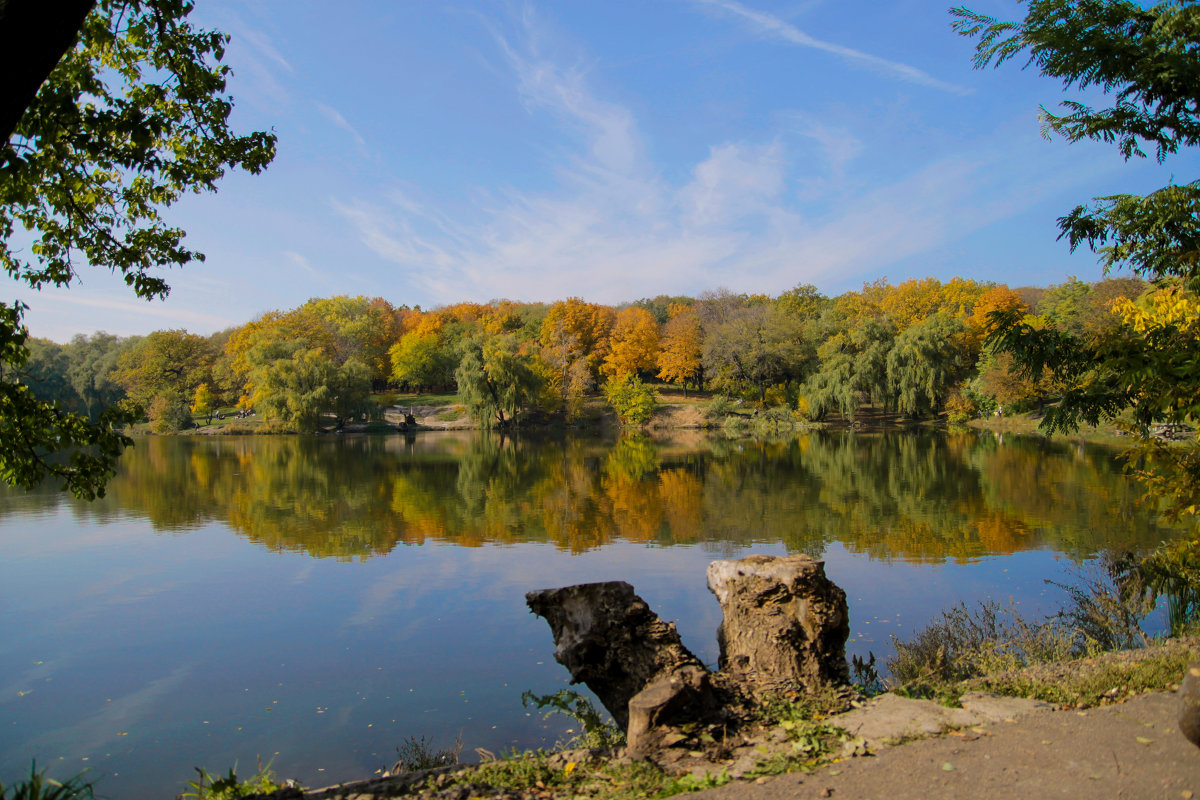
<box><xmin>526</xmin><ymin>554</ymin><xmax>850</xmax><ymax>756</ymax></box>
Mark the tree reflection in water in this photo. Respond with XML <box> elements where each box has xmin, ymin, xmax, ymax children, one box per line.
<box><xmin>5</xmin><ymin>429</ymin><xmax>1178</xmax><ymax>563</ymax></box>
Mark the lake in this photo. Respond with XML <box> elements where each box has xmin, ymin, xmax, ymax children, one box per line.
<box><xmin>0</xmin><ymin>429</ymin><xmax>1181</xmax><ymax>798</ymax></box>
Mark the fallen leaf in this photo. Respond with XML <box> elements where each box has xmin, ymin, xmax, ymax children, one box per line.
<box><xmin>941</xmin><ymin>762</ymin><xmax>956</xmax><ymax>772</ymax></box>
<box><xmin>1136</xmin><ymin>736</ymin><xmax>1154</xmax><ymax>745</ymax></box>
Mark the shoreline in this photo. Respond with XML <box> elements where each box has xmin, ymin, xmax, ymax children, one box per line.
<box><xmin>243</xmin><ymin>636</ymin><xmax>1200</xmax><ymax>800</ymax></box>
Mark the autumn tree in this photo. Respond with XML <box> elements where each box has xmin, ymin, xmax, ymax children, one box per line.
<box><xmin>603</xmin><ymin>307</ymin><xmax>660</xmax><ymax>379</ymax></box>
<box><xmin>1</xmin><ymin>0</ymin><xmax>275</xmax><ymax>497</ymax></box>
<box><xmin>389</xmin><ymin>312</ymin><xmax>461</xmax><ymax>393</ymax></box>
<box><xmin>302</xmin><ymin>296</ymin><xmax>403</xmax><ymax>386</ymax></box>
<box><xmin>539</xmin><ymin>298</ymin><xmax>616</xmax><ymax>376</ymax></box>
<box><xmin>191</xmin><ymin>383</ymin><xmax>216</xmax><ymax>425</ymax></box>
<box><xmin>657</xmin><ymin>309</ymin><xmax>704</xmax><ymax>394</ymax></box>
<box><xmin>775</xmin><ymin>283</ymin><xmax>827</xmax><ymax>320</ymax></box>
<box><xmin>539</xmin><ymin>298</ymin><xmax>614</xmax><ymax>414</ymax></box>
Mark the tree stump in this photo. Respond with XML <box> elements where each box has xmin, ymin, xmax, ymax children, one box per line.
<box><xmin>706</xmin><ymin>554</ymin><xmax>850</xmax><ymax>692</ymax></box>
<box><xmin>525</xmin><ymin>581</ymin><xmax>710</xmax><ymax>731</ymax></box>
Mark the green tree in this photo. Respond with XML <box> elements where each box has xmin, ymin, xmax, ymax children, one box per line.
<box><xmin>148</xmin><ymin>393</ymin><xmax>192</xmax><ymax>433</ymax></box>
<box><xmin>886</xmin><ymin>312</ymin><xmax>974</xmax><ymax>418</ymax></box>
<box><xmin>0</xmin><ymin>0</ymin><xmax>275</xmax><ymax>497</ymax></box>
<box><xmin>704</xmin><ymin>305</ymin><xmax>814</xmax><ymax>404</ymax></box>
<box><xmin>456</xmin><ymin>335</ymin><xmax>543</xmax><ymax>428</ymax></box>
<box><xmin>64</xmin><ymin>332</ymin><xmax>132</xmax><ymax>419</ymax></box>
<box><xmin>248</xmin><ymin>344</ymin><xmax>370</xmax><ymax>433</ymax></box>
<box><xmin>804</xmin><ymin>316</ymin><xmax>896</xmax><ymax>420</ymax></box>
<box><xmin>113</xmin><ymin>329</ymin><xmax>215</xmax><ymax>412</ymax></box>
<box><xmin>389</xmin><ymin>330</ymin><xmax>458</xmax><ymax>391</ymax></box>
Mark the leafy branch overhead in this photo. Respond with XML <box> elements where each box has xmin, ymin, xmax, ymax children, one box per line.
<box><xmin>951</xmin><ymin>1</ymin><xmax>1200</xmax><ymax>287</ymax></box>
<box><xmin>955</xmin><ymin>0</ymin><xmax>1200</xmax><ymax>520</ymax></box>
<box><xmin>0</xmin><ymin>0</ymin><xmax>276</xmax><ymax>497</ymax></box>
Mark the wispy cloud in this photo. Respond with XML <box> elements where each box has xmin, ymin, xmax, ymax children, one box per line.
<box><xmin>284</xmin><ymin>250</ymin><xmax>331</xmax><ymax>285</ymax></box>
<box><xmin>316</xmin><ymin>102</ymin><xmax>369</xmax><ymax>155</ymax></box>
<box><xmin>219</xmin><ymin>14</ymin><xmax>294</xmax><ymax>109</ymax></box>
<box><xmin>687</xmin><ymin>0</ymin><xmax>970</xmax><ymax>95</ymax></box>
<box><xmin>8</xmin><ymin>289</ymin><xmax>238</xmax><ymax>340</ymax></box>
<box><xmin>334</xmin><ymin>4</ymin><xmax>1107</xmax><ymax>306</ymax></box>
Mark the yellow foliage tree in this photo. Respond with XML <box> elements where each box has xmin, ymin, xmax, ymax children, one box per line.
<box><xmin>656</xmin><ymin>310</ymin><xmax>703</xmax><ymax>392</ymax></box>
<box><xmin>539</xmin><ymin>297</ymin><xmax>616</xmax><ymax>375</ymax></box>
<box><xmin>603</xmin><ymin>307</ymin><xmax>660</xmax><ymax>378</ymax></box>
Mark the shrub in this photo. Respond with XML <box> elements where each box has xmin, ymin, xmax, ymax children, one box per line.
<box><xmin>392</xmin><ymin>735</ymin><xmax>462</xmax><ymax>772</ymax></box>
<box><xmin>602</xmin><ymin>376</ymin><xmax>657</xmax><ymax>426</ymax></box>
<box><xmin>181</xmin><ymin>760</ymin><xmax>288</xmax><ymax>800</ymax></box>
<box><xmin>944</xmin><ymin>390</ymin><xmax>977</xmax><ymax>424</ymax></box>
<box><xmin>704</xmin><ymin>395</ymin><xmax>735</xmax><ymax>420</ymax></box>
<box><xmin>888</xmin><ymin>600</ymin><xmax>1076</xmax><ymax>689</ymax></box>
<box><xmin>1048</xmin><ymin>551</ymin><xmax>1154</xmax><ymax>651</ymax></box>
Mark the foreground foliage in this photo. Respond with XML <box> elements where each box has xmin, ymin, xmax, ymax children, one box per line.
<box><xmin>181</xmin><ymin>761</ymin><xmax>288</xmax><ymax>800</ymax></box>
<box><xmin>0</xmin><ymin>764</ymin><xmax>93</xmax><ymax>800</ymax></box>
<box><xmin>1</xmin><ymin>0</ymin><xmax>275</xmax><ymax>496</ymax></box>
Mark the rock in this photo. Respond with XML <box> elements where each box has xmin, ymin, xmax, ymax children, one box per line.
<box><xmin>707</xmin><ymin>554</ymin><xmax>850</xmax><ymax>691</ymax></box>
<box><xmin>526</xmin><ymin>581</ymin><xmax>708</xmax><ymax>729</ymax></box>
<box><xmin>833</xmin><ymin>693</ymin><xmax>984</xmax><ymax>744</ymax></box>
<box><xmin>1180</xmin><ymin>659</ymin><xmax>1200</xmax><ymax>747</ymax></box>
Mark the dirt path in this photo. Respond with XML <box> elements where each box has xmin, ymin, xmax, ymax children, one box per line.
<box><xmin>694</xmin><ymin>690</ymin><xmax>1199</xmax><ymax>800</ymax></box>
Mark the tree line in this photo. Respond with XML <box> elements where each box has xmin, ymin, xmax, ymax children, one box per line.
<box><xmin>14</xmin><ymin>273</ymin><xmax>1158</xmax><ymax>433</ymax></box>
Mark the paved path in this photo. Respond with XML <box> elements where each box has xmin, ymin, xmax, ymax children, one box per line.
<box><xmin>695</xmin><ymin>691</ymin><xmax>1200</xmax><ymax>800</ymax></box>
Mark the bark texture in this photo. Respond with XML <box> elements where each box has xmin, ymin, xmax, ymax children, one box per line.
<box><xmin>707</xmin><ymin>554</ymin><xmax>850</xmax><ymax>691</ymax></box>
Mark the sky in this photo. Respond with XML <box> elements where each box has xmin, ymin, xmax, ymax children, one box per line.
<box><xmin>8</xmin><ymin>0</ymin><xmax>1198</xmax><ymax>342</ymax></box>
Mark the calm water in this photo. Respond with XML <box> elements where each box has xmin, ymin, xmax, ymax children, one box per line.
<box><xmin>0</xmin><ymin>430</ymin><xmax>1182</xmax><ymax>798</ymax></box>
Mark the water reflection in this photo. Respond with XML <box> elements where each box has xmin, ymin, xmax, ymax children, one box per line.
<box><xmin>5</xmin><ymin>430</ymin><xmax>1178</xmax><ymax>562</ymax></box>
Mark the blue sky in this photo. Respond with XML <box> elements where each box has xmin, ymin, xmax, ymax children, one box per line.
<box><xmin>10</xmin><ymin>0</ymin><xmax>1198</xmax><ymax>342</ymax></box>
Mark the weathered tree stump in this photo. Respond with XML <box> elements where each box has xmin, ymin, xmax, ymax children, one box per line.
<box><xmin>706</xmin><ymin>554</ymin><xmax>850</xmax><ymax>692</ymax></box>
<box><xmin>525</xmin><ymin>581</ymin><xmax>710</xmax><ymax>731</ymax></box>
